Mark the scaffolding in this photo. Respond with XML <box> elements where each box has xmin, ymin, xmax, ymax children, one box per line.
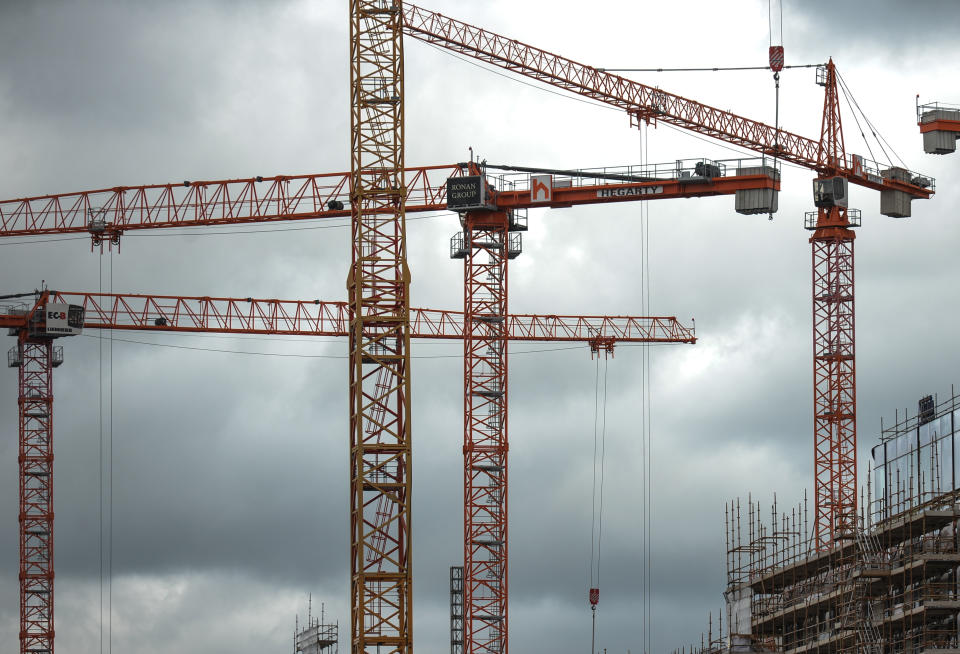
<box><xmin>451</xmin><ymin>566</ymin><xmax>464</xmax><ymax>654</ymax></box>
<box><xmin>675</xmin><ymin>388</ymin><xmax>960</xmax><ymax>654</ymax></box>
<box><xmin>295</xmin><ymin>600</ymin><xmax>338</xmax><ymax>654</ymax></box>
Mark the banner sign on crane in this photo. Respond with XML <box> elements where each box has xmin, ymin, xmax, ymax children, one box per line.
<box><xmin>43</xmin><ymin>303</ymin><xmax>84</xmax><ymax>336</ymax></box>
<box><xmin>596</xmin><ymin>185</ymin><xmax>664</xmax><ymax>199</ymax></box>
<box><xmin>447</xmin><ymin>176</ymin><xmax>493</xmax><ymax>211</ymax></box>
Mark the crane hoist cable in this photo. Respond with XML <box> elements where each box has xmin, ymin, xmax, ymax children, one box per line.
<box><xmin>836</xmin><ymin>71</ymin><xmax>908</xmax><ymax>170</ymax></box>
<box><xmin>588</xmin><ymin>351</ymin><xmax>609</xmax><ymax>654</ymax></box>
<box><xmin>641</xmin><ymin>119</ymin><xmax>654</xmax><ymax>654</ymax></box>
<box><xmin>768</xmin><ymin>0</ymin><xmax>784</xmax><ymax>221</ymax></box>
<box><xmin>98</xmin><ymin>250</ymin><xmax>115</xmax><ymax>654</ymax></box>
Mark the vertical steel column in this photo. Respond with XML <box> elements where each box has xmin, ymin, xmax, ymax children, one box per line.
<box><xmin>450</xmin><ymin>566</ymin><xmax>464</xmax><ymax>654</ymax></box>
<box><xmin>811</xmin><ymin>206</ymin><xmax>856</xmax><ymax>549</ymax></box>
<box><xmin>349</xmin><ymin>1</ymin><xmax>411</xmax><ymax>652</ymax></box>
<box><xmin>463</xmin><ymin>214</ymin><xmax>509</xmax><ymax>654</ymax></box>
<box><xmin>18</xmin><ymin>338</ymin><xmax>55</xmax><ymax>654</ymax></box>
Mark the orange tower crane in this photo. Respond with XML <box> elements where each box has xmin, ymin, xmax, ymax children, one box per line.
<box><xmin>0</xmin><ymin>287</ymin><xmax>694</xmax><ymax>654</ymax></box>
<box><xmin>400</xmin><ymin>2</ymin><xmax>936</xmax><ymax>556</ymax></box>
<box><xmin>442</xmin><ymin>156</ymin><xmax>777</xmax><ymax>654</ymax></box>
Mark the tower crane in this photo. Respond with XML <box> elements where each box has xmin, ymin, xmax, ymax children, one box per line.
<box><xmin>1</xmin><ymin>287</ymin><xmax>694</xmax><ymax>654</ymax></box>
<box><xmin>445</xmin><ymin>156</ymin><xmax>777</xmax><ymax>654</ymax></box>
<box><xmin>399</xmin><ymin>2</ymin><xmax>936</xmax><ymax>559</ymax></box>
<box><xmin>0</xmin><ymin>155</ymin><xmax>775</xmax><ymax>654</ymax></box>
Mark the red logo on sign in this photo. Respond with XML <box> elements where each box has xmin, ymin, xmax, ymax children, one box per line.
<box><xmin>531</xmin><ymin>175</ymin><xmax>551</xmax><ymax>203</ymax></box>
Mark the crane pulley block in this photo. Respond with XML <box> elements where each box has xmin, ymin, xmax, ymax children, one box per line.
<box><xmin>589</xmin><ymin>587</ymin><xmax>599</xmax><ymax>607</ymax></box>
<box><xmin>769</xmin><ymin>46</ymin><xmax>784</xmax><ymax>73</ymax></box>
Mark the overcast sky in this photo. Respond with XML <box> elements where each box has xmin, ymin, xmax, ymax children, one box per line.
<box><xmin>1</xmin><ymin>1</ymin><xmax>959</xmax><ymax>653</ymax></box>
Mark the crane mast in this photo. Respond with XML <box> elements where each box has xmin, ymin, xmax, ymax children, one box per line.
<box><xmin>451</xmin><ymin>164</ymin><xmax>520</xmax><ymax>654</ymax></box>
<box><xmin>3</xmin><ymin>291</ymin><xmax>84</xmax><ymax>654</ymax></box>
<box><xmin>17</xmin><ymin>337</ymin><xmax>57</xmax><ymax>654</ymax></box>
<box><xmin>350</xmin><ymin>1</ymin><xmax>412</xmax><ymax>652</ymax></box>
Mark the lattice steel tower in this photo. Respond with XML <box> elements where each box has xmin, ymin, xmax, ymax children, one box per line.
<box><xmin>349</xmin><ymin>1</ymin><xmax>412</xmax><ymax>652</ymax></box>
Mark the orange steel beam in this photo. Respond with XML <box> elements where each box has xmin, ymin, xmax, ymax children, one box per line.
<box><xmin>401</xmin><ymin>3</ymin><xmax>934</xmax><ymax>199</ymax></box>
<box><xmin>0</xmin><ymin>166</ymin><xmax>453</xmax><ymax>237</ymax></box>
<box><xmin>20</xmin><ymin>291</ymin><xmax>695</xmax><ymax>343</ymax></box>
<box><xmin>918</xmin><ymin>119</ymin><xmax>960</xmax><ymax>134</ymax></box>
<box><xmin>0</xmin><ymin>166</ymin><xmax>774</xmax><ymax>238</ymax></box>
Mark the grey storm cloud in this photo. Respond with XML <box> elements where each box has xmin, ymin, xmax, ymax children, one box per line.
<box><xmin>1</xmin><ymin>1</ymin><xmax>959</xmax><ymax>653</ymax></box>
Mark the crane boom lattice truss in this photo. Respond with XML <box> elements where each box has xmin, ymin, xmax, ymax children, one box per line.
<box><xmin>0</xmin><ymin>161</ymin><xmax>777</xmax><ymax>239</ymax></box>
<box><xmin>5</xmin><ymin>291</ymin><xmax>692</xmax><ymax>344</ymax></box>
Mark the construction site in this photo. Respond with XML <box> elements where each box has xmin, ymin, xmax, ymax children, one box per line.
<box><xmin>0</xmin><ymin>2</ymin><xmax>959</xmax><ymax>654</ymax></box>
<box><xmin>676</xmin><ymin>389</ymin><xmax>960</xmax><ymax>654</ymax></box>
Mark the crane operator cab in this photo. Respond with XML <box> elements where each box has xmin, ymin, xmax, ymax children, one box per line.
<box><xmin>812</xmin><ymin>176</ymin><xmax>848</xmax><ymax>208</ymax></box>
<box><xmin>40</xmin><ymin>303</ymin><xmax>85</xmax><ymax>337</ymax></box>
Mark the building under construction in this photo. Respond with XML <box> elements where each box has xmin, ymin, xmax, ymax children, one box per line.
<box><xmin>680</xmin><ymin>389</ymin><xmax>960</xmax><ymax>654</ymax></box>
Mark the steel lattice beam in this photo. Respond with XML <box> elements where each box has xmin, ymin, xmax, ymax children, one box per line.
<box><xmin>17</xmin><ymin>339</ymin><xmax>56</xmax><ymax>654</ymax></box>
<box><xmin>462</xmin><ymin>214</ymin><xmax>510</xmax><ymax>654</ymax></box>
<box><xmin>24</xmin><ymin>291</ymin><xmax>695</xmax><ymax>343</ymax></box>
<box><xmin>0</xmin><ymin>165</ymin><xmax>778</xmax><ymax>238</ymax></box>
<box><xmin>810</xmin><ymin>207</ymin><xmax>856</xmax><ymax>549</ymax></box>
<box><xmin>350</xmin><ymin>1</ymin><xmax>412</xmax><ymax>652</ymax></box>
